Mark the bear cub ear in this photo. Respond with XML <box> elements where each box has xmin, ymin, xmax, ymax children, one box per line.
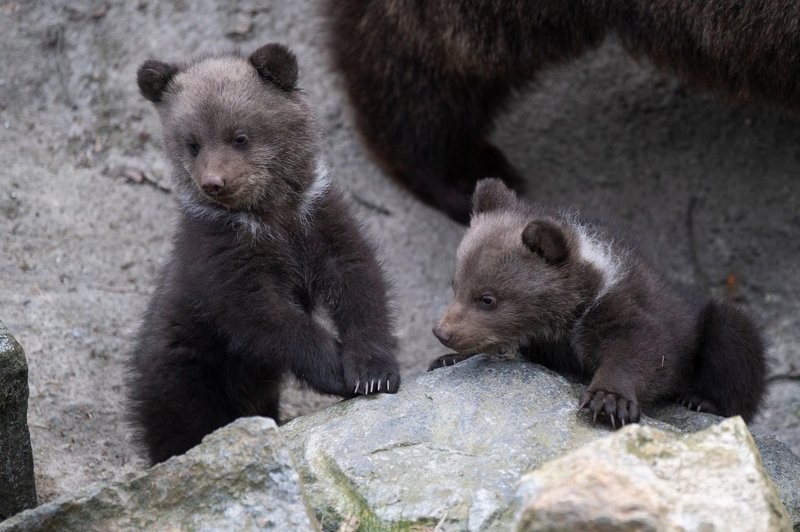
<box><xmin>249</xmin><ymin>43</ymin><xmax>298</xmax><ymax>91</ymax></box>
<box><xmin>472</xmin><ymin>178</ymin><xmax>517</xmax><ymax>215</ymax></box>
<box><xmin>522</xmin><ymin>220</ymin><xmax>568</xmax><ymax>264</ymax></box>
<box><xmin>137</xmin><ymin>60</ymin><xmax>179</xmax><ymax>103</ymax></box>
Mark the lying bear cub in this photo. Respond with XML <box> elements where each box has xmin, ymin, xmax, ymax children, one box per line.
<box><xmin>128</xmin><ymin>43</ymin><xmax>399</xmax><ymax>464</ymax></box>
<box><xmin>430</xmin><ymin>178</ymin><xmax>765</xmax><ymax>427</ymax></box>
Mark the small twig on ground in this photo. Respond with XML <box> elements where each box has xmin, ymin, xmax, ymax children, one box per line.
<box><xmin>121</xmin><ymin>168</ymin><xmax>171</xmax><ymax>193</ymax></box>
<box><xmin>47</xmin><ymin>24</ymin><xmax>75</xmax><ymax>109</ymax></box>
<box><xmin>433</xmin><ymin>511</ymin><xmax>448</xmax><ymax>531</ymax></box>
<box><xmin>766</xmin><ymin>373</ymin><xmax>800</xmax><ymax>383</ymax></box>
<box><xmin>90</xmin><ymin>285</ymin><xmax>151</xmax><ymax>296</ymax></box>
<box><xmin>350</xmin><ymin>193</ymin><xmax>393</xmax><ymax>216</ymax></box>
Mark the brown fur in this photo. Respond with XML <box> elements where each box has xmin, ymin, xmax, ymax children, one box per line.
<box><xmin>325</xmin><ymin>0</ymin><xmax>800</xmax><ymax>221</ymax></box>
<box><xmin>431</xmin><ymin>179</ymin><xmax>766</xmax><ymax>426</ymax></box>
<box><xmin>128</xmin><ymin>44</ymin><xmax>399</xmax><ymax>464</ymax></box>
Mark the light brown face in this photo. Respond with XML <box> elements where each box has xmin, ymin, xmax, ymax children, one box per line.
<box><xmin>185</xmin><ymin>135</ymin><xmax>257</xmax><ymax>208</ymax></box>
<box><xmin>161</xmin><ymin>58</ymin><xmax>315</xmax><ymax>212</ymax></box>
<box><xmin>433</xmin><ymin>209</ymin><xmax>583</xmax><ymax>354</ymax></box>
<box><xmin>138</xmin><ymin>44</ymin><xmax>317</xmax><ymax>216</ymax></box>
<box><xmin>433</xmin><ymin>218</ymin><xmax>538</xmax><ymax>354</ymax></box>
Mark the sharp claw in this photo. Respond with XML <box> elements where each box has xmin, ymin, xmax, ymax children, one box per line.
<box><xmin>687</xmin><ymin>402</ymin><xmax>693</xmax><ymax>410</ymax></box>
<box><xmin>621</xmin><ymin>418</ymin><xmax>626</xmax><ymax>427</ymax></box>
<box><xmin>386</xmin><ymin>379</ymin><xmax>390</xmax><ymax>391</ymax></box>
<box><xmin>697</xmin><ymin>404</ymin><xmax>702</xmax><ymax>412</ymax></box>
<box><xmin>592</xmin><ymin>410</ymin><xmax>599</xmax><ymax>425</ymax></box>
<box><xmin>579</xmin><ymin>399</ymin><xmax>589</xmax><ymax>410</ymax></box>
<box><xmin>354</xmin><ymin>380</ymin><xmax>359</xmax><ymax>394</ymax></box>
<box><xmin>378</xmin><ymin>380</ymin><xmax>381</xmax><ymax>391</ymax></box>
<box><xmin>370</xmin><ymin>380</ymin><xmax>375</xmax><ymax>393</ymax></box>
<box><xmin>610</xmin><ymin>413</ymin><xmax>616</xmax><ymax>429</ymax></box>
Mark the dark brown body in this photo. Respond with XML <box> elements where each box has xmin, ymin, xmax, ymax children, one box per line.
<box><xmin>128</xmin><ymin>44</ymin><xmax>399</xmax><ymax>464</ymax></box>
<box><xmin>431</xmin><ymin>179</ymin><xmax>766</xmax><ymax>426</ymax></box>
<box><xmin>325</xmin><ymin>0</ymin><xmax>800</xmax><ymax>222</ymax></box>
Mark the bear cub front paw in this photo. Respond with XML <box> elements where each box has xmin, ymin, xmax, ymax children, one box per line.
<box><xmin>579</xmin><ymin>389</ymin><xmax>641</xmax><ymax>428</ymax></box>
<box><xmin>344</xmin><ymin>351</ymin><xmax>400</xmax><ymax>395</ymax></box>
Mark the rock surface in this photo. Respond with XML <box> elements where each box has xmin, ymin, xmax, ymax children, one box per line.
<box><xmin>281</xmin><ymin>355</ymin><xmax>800</xmax><ymax>530</ymax></box>
<box><xmin>0</xmin><ymin>418</ymin><xmax>317</xmax><ymax>531</ymax></box>
<box><xmin>1</xmin><ymin>357</ymin><xmax>797</xmax><ymax>531</ymax></box>
<box><xmin>0</xmin><ymin>321</ymin><xmax>37</xmax><ymax>520</ymax></box>
<box><xmin>653</xmin><ymin>403</ymin><xmax>800</xmax><ymax>526</ymax></box>
<box><xmin>514</xmin><ymin>417</ymin><xmax>791</xmax><ymax>531</ymax></box>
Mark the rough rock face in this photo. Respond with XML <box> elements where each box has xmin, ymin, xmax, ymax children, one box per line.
<box><xmin>0</xmin><ymin>418</ymin><xmax>317</xmax><ymax>531</ymax></box>
<box><xmin>652</xmin><ymin>403</ymin><xmax>800</xmax><ymax>525</ymax></box>
<box><xmin>281</xmin><ymin>355</ymin><xmax>800</xmax><ymax>530</ymax></box>
<box><xmin>1</xmin><ymin>356</ymin><xmax>797</xmax><ymax>531</ymax></box>
<box><xmin>281</xmin><ymin>354</ymin><xmax>642</xmax><ymax>530</ymax></box>
<box><xmin>0</xmin><ymin>321</ymin><xmax>36</xmax><ymax>520</ymax></box>
<box><xmin>514</xmin><ymin>417</ymin><xmax>791</xmax><ymax>531</ymax></box>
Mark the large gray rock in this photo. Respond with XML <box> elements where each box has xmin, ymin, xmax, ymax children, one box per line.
<box><xmin>0</xmin><ymin>321</ymin><xmax>36</xmax><ymax>520</ymax></box>
<box><xmin>514</xmin><ymin>417</ymin><xmax>791</xmax><ymax>531</ymax></box>
<box><xmin>282</xmin><ymin>355</ymin><xmax>800</xmax><ymax>530</ymax></box>
<box><xmin>282</xmin><ymin>354</ymin><xmax>623</xmax><ymax>530</ymax></box>
<box><xmin>653</xmin><ymin>403</ymin><xmax>800</xmax><ymax>526</ymax></box>
<box><xmin>0</xmin><ymin>417</ymin><xmax>317</xmax><ymax>531</ymax></box>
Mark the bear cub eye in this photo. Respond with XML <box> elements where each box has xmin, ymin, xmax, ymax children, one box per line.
<box><xmin>478</xmin><ymin>294</ymin><xmax>497</xmax><ymax>310</ymax></box>
<box><xmin>232</xmin><ymin>133</ymin><xmax>249</xmax><ymax>148</ymax></box>
<box><xmin>186</xmin><ymin>138</ymin><xmax>200</xmax><ymax>157</ymax></box>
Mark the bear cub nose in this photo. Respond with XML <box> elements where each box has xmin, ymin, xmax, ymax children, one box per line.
<box><xmin>432</xmin><ymin>325</ymin><xmax>452</xmax><ymax>346</ymax></box>
<box><xmin>201</xmin><ymin>175</ymin><xmax>225</xmax><ymax>196</ymax></box>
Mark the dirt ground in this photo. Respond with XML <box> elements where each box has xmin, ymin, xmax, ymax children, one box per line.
<box><xmin>1</xmin><ymin>1</ymin><xmax>798</xmax><ymax>503</ymax></box>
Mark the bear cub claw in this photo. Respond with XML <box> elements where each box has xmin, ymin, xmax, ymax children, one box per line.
<box><xmin>676</xmin><ymin>392</ymin><xmax>719</xmax><ymax>415</ymax></box>
<box><xmin>579</xmin><ymin>389</ymin><xmax>641</xmax><ymax>428</ymax></box>
<box><xmin>427</xmin><ymin>353</ymin><xmax>474</xmax><ymax>372</ymax></box>
<box><xmin>345</xmin><ymin>357</ymin><xmax>400</xmax><ymax>395</ymax></box>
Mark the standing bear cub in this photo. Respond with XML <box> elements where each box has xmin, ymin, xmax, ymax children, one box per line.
<box><xmin>431</xmin><ymin>178</ymin><xmax>765</xmax><ymax>426</ymax></box>
<box><xmin>128</xmin><ymin>43</ymin><xmax>399</xmax><ymax>464</ymax></box>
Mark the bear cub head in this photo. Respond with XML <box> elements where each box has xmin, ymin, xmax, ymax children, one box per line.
<box><xmin>433</xmin><ymin>178</ymin><xmax>601</xmax><ymax>354</ymax></box>
<box><xmin>137</xmin><ymin>43</ymin><xmax>318</xmax><ymax>218</ymax></box>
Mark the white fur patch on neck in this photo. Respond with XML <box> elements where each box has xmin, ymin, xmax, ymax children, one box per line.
<box><xmin>178</xmin><ymin>193</ymin><xmax>276</xmax><ymax>241</ymax></box>
<box><xmin>574</xmin><ymin>221</ymin><xmax>624</xmax><ymax>299</ymax></box>
<box><xmin>298</xmin><ymin>159</ymin><xmax>332</xmax><ymax>229</ymax></box>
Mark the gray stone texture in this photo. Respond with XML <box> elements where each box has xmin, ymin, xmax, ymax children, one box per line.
<box><xmin>281</xmin><ymin>356</ymin><xmax>800</xmax><ymax>530</ymax></box>
<box><xmin>0</xmin><ymin>359</ymin><xmax>796</xmax><ymax>531</ymax></box>
<box><xmin>514</xmin><ymin>417</ymin><xmax>791</xmax><ymax>532</ymax></box>
<box><xmin>0</xmin><ymin>417</ymin><xmax>317</xmax><ymax>531</ymax></box>
<box><xmin>0</xmin><ymin>321</ymin><xmax>36</xmax><ymax>519</ymax></box>
<box><xmin>653</xmin><ymin>403</ymin><xmax>800</xmax><ymax>525</ymax></box>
